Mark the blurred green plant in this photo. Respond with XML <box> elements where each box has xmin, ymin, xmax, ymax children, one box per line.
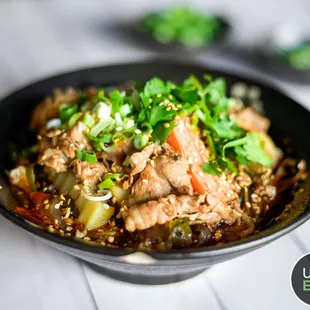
<box><xmin>139</xmin><ymin>7</ymin><xmax>225</xmax><ymax>48</ymax></box>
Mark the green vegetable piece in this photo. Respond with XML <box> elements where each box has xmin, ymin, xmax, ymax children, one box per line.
<box><xmin>110</xmin><ymin>91</ymin><xmax>123</xmax><ymax>113</ymax></box>
<box><xmin>98</xmin><ymin>178</ymin><xmax>115</xmax><ymax>190</ymax></box>
<box><xmin>143</xmin><ymin>78</ymin><xmax>167</xmax><ymax>97</ymax></box>
<box><xmin>152</xmin><ymin>121</ymin><xmax>175</xmax><ymax>144</ymax></box>
<box><xmin>83</xmin><ymin>113</ymin><xmax>95</xmax><ymax>128</ymax></box>
<box><xmin>104</xmin><ymin>173</ymin><xmax>123</xmax><ymax>180</ymax></box>
<box><xmin>201</xmin><ymin>162</ymin><xmax>222</xmax><ymax>176</ymax></box>
<box><xmin>68</xmin><ymin>112</ymin><xmax>82</xmax><ymax>128</ymax></box>
<box><xmin>223</xmin><ymin>133</ymin><xmax>273</xmax><ymax>166</ymax></box>
<box><xmin>133</xmin><ymin>134</ymin><xmax>149</xmax><ymax>150</ymax></box>
<box><xmin>59</xmin><ymin>104</ymin><xmax>78</xmax><ymax>121</ymax></box>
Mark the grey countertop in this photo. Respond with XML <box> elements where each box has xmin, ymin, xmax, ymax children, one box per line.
<box><xmin>1</xmin><ymin>1</ymin><xmax>310</xmax><ymax>309</ymax></box>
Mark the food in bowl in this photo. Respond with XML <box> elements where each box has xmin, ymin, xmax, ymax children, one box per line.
<box><xmin>8</xmin><ymin>74</ymin><xmax>307</xmax><ymax>250</ymax></box>
<box><xmin>138</xmin><ymin>7</ymin><xmax>226</xmax><ymax>47</ymax></box>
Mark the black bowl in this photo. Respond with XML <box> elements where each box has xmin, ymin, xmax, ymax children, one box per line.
<box><xmin>1</xmin><ymin>60</ymin><xmax>310</xmax><ymax>285</ymax></box>
<box><xmin>118</xmin><ymin>15</ymin><xmax>230</xmax><ymax>54</ymax></box>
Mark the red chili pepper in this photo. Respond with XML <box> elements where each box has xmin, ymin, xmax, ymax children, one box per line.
<box><xmin>29</xmin><ymin>192</ymin><xmax>52</xmax><ymax>207</ymax></box>
<box><xmin>15</xmin><ymin>207</ymin><xmax>40</xmax><ymax>224</ymax></box>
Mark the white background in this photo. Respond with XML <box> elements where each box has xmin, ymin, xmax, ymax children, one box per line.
<box><xmin>1</xmin><ymin>0</ymin><xmax>310</xmax><ymax>309</ymax></box>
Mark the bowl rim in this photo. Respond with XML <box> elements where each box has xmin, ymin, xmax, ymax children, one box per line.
<box><xmin>1</xmin><ymin>58</ymin><xmax>310</xmax><ymax>260</ymax></box>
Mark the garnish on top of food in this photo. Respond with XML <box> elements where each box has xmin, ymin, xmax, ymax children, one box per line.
<box><xmin>279</xmin><ymin>41</ymin><xmax>310</xmax><ymax>70</ymax></box>
<box><xmin>138</xmin><ymin>7</ymin><xmax>226</xmax><ymax>47</ymax></box>
<box><xmin>8</xmin><ymin>75</ymin><xmax>307</xmax><ymax>250</ymax></box>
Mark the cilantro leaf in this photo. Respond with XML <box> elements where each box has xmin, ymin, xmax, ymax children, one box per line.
<box><xmin>223</xmin><ymin>133</ymin><xmax>273</xmax><ymax>166</ymax></box>
<box><xmin>201</xmin><ymin>162</ymin><xmax>222</xmax><ymax>176</ymax></box>
<box><xmin>149</xmin><ymin>105</ymin><xmax>176</xmax><ymax>126</ymax></box>
<box><xmin>210</xmin><ymin>118</ymin><xmax>243</xmax><ymax>140</ymax></box>
<box><xmin>109</xmin><ymin>91</ymin><xmax>123</xmax><ymax>113</ymax></box>
<box><xmin>144</xmin><ymin>78</ymin><xmax>167</xmax><ymax>97</ymax></box>
<box><xmin>152</xmin><ymin>121</ymin><xmax>175</xmax><ymax>144</ymax></box>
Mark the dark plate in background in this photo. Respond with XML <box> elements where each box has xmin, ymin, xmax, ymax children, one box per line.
<box><xmin>0</xmin><ymin>60</ymin><xmax>310</xmax><ymax>285</ymax></box>
<box><xmin>116</xmin><ymin>16</ymin><xmax>231</xmax><ymax>54</ymax></box>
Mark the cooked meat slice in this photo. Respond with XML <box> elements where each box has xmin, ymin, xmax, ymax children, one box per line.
<box><xmin>130</xmin><ymin>143</ymin><xmax>161</xmax><ymax>176</ymax></box>
<box><xmin>129</xmin><ymin>164</ymin><xmax>171</xmax><ymax>206</ymax></box>
<box><xmin>30</xmin><ymin>88</ymin><xmax>80</xmax><ymax>130</ymax></box>
<box><xmin>236</xmin><ymin>107</ymin><xmax>270</xmax><ymax>132</ymax></box>
<box><xmin>129</xmin><ymin>155</ymin><xmax>193</xmax><ymax>206</ymax></box>
<box><xmin>122</xmin><ymin>193</ymin><xmax>243</xmax><ymax>232</ymax></box>
<box><xmin>124</xmin><ymin>200</ymin><xmax>177</xmax><ymax>231</ymax></box>
<box><xmin>38</xmin><ymin>148</ymin><xmax>68</xmax><ymax>173</ymax></box>
<box><xmin>58</xmin><ymin>122</ymin><xmax>91</xmax><ymax>159</ymax></box>
<box><xmin>38</xmin><ymin>129</ymin><xmax>63</xmax><ymax>152</ymax></box>
<box><xmin>9</xmin><ymin>166</ymin><xmax>31</xmax><ymax>192</ymax></box>
<box><xmin>71</xmin><ymin>159</ymin><xmax>107</xmax><ymax>187</ymax></box>
<box><xmin>155</xmin><ymin>155</ymin><xmax>192</xmax><ymax>194</ymax></box>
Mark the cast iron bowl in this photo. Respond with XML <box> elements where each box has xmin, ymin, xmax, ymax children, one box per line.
<box><xmin>1</xmin><ymin>60</ymin><xmax>310</xmax><ymax>285</ymax></box>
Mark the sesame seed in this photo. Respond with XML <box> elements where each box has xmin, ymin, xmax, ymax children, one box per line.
<box><xmin>164</xmin><ymin>99</ymin><xmax>170</xmax><ymax>104</ymax></box>
<box><xmin>37</xmin><ymin>135</ymin><xmax>42</xmax><ymax>140</ymax></box>
<box><xmin>173</xmin><ymin>107</ymin><xmax>178</xmax><ymax>111</ymax></box>
<box><xmin>108</xmin><ymin>236</ymin><xmax>114</xmax><ymax>243</ymax></box>
<box><xmin>116</xmin><ymin>126</ymin><xmax>123</xmax><ymax>131</ymax></box>
<box><xmin>54</xmin><ymin>203</ymin><xmax>60</xmax><ymax>209</ymax></box>
<box><xmin>44</xmin><ymin>199</ymin><xmax>49</xmax><ymax>204</ymax></box>
<box><xmin>148</xmin><ymin>106</ymin><xmax>152</xmax><ymax>109</ymax></box>
<box><xmin>68</xmin><ymin>198</ymin><xmax>71</xmax><ymax>205</ymax></box>
<box><xmin>83</xmin><ymin>237</ymin><xmax>91</xmax><ymax>241</ymax></box>
<box><xmin>0</xmin><ymin>185</ymin><xmax>2</xmax><ymax>190</ymax></box>
<box><xmin>135</xmin><ymin>129</ymin><xmax>142</xmax><ymax>134</ymax></box>
<box><xmin>166</xmin><ymin>107</ymin><xmax>172</xmax><ymax>111</ymax></box>
<box><xmin>74</xmin><ymin>185</ymin><xmax>80</xmax><ymax>190</ymax></box>
<box><xmin>198</xmin><ymin>171</ymin><xmax>204</xmax><ymax>177</ymax></box>
<box><xmin>168</xmin><ymin>95</ymin><xmax>173</xmax><ymax>99</ymax></box>
<box><xmin>142</xmin><ymin>179</ymin><xmax>148</xmax><ymax>183</ymax></box>
<box><xmin>148</xmin><ymin>98</ymin><xmax>153</xmax><ymax>103</ymax></box>
<box><xmin>156</xmin><ymin>94</ymin><xmax>162</xmax><ymax>98</ymax></box>
<box><xmin>60</xmin><ymin>194</ymin><xmax>65</xmax><ymax>201</ymax></box>
<box><xmin>177</xmin><ymin>104</ymin><xmax>182</xmax><ymax>108</ymax></box>
<box><xmin>164</xmin><ymin>123</ymin><xmax>170</xmax><ymax>128</ymax></box>
<box><xmin>159</xmin><ymin>102</ymin><xmax>165</xmax><ymax>106</ymax></box>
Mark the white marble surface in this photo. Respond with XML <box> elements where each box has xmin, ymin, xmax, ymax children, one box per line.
<box><xmin>1</xmin><ymin>1</ymin><xmax>310</xmax><ymax>309</ymax></box>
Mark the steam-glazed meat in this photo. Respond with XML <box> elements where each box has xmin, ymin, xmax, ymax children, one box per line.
<box><xmin>38</xmin><ymin>149</ymin><xmax>68</xmax><ymax>173</ymax></box>
<box><xmin>122</xmin><ymin>193</ymin><xmax>242</xmax><ymax>232</ymax></box>
<box><xmin>70</xmin><ymin>159</ymin><xmax>107</xmax><ymax>186</ymax></box>
<box><xmin>236</xmin><ymin>107</ymin><xmax>270</xmax><ymax>132</ymax></box>
<box><xmin>130</xmin><ymin>143</ymin><xmax>161</xmax><ymax>176</ymax></box>
<box><xmin>129</xmin><ymin>155</ymin><xmax>193</xmax><ymax>205</ymax></box>
<box><xmin>30</xmin><ymin>88</ymin><xmax>80</xmax><ymax>130</ymax></box>
<box><xmin>58</xmin><ymin>122</ymin><xmax>91</xmax><ymax>159</ymax></box>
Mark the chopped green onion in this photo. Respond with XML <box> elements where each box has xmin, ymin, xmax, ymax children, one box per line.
<box><xmin>90</xmin><ymin>118</ymin><xmax>112</xmax><ymax>136</ymax></box>
<box><xmin>68</xmin><ymin>112</ymin><xmax>82</xmax><ymax>128</ymax></box>
<box><xmin>26</xmin><ymin>164</ymin><xmax>36</xmax><ymax>191</ymax></box>
<box><xmin>85</xmin><ymin>132</ymin><xmax>112</xmax><ymax>144</ymax></box>
<box><xmin>21</xmin><ymin>145</ymin><xmax>40</xmax><ymax>158</ymax></box>
<box><xmin>98</xmin><ymin>178</ymin><xmax>115</xmax><ymax>190</ymax></box>
<box><xmin>141</xmin><ymin>122</ymin><xmax>153</xmax><ymax>134</ymax></box>
<box><xmin>84</xmin><ymin>151</ymin><xmax>97</xmax><ymax>163</ymax></box>
<box><xmin>79</xmin><ymin>92</ymin><xmax>88</xmax><ymax>105</ymax></box>
<box><xmin>76</xmin><ymin>150</ymin><xmax>97</xmax><ymax>163</ymax></box>
<box><xmin>104</xmin><ymin>173</ymin><xmax>123</xmax><ymax>180</ymax></box>
<box><xmin>59</xmin><ymin>104</ymin><xmax>78</xmax><ymax>121</ymax></box>
<box><xmin>76</xmin><ymin>150</ymin><xmax>85</xmax><ymax>160</ymax></box>
<box><xmin>133</xmin><ymin>134</ymin><xmax>149</xmax><ymax>150</ymax></box>
<box><xmin>98</xmin><ymin>89</ymin><xmax>109</xmax><ymax>102</ymax></box>
<box><xmin>83</xmin><ymin>113</ymin><xmax>95</xmax><ymax>128</ymax></box>
<box><xmin>120</xmin><ymin>104</ymin><xmax>131</xmax><ymax>117</ymax></box>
